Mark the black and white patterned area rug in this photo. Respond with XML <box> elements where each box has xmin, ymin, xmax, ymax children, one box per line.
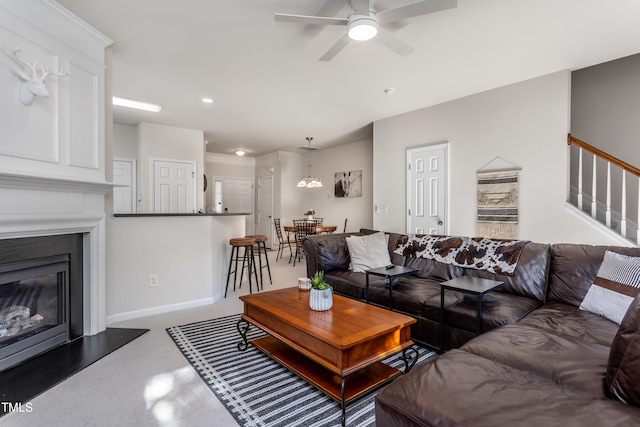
<box><xmin>167</xmin><ymin>314</ymin><xmax>436</xmax><ymax>427</ymax></box>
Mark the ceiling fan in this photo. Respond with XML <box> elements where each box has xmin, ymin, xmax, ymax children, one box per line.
<box><xmin>275</xmin><ymin>0</ymin><xmax>457</xmax><ymax>61</ymax></box>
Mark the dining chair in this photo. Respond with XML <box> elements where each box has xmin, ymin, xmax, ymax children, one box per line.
<box><xmin>292</xmin><ymin>219</ymin><xmax>316</xmax><ymax>266</ymax></box>
<box><xmin>313</xmin><ymin>217</ymin><xmax>323</xmax><ymax>226</ymax></box>
<box><xmin>273</xmin><ymin>218</ymin><xmax>292</xmax><ymax>262</ymax></box>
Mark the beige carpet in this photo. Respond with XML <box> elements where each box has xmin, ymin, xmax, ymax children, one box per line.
<box><xmin>2</xmin><ymin>255</ymin><xmax>306</xmax><ymax>427</ymax></box>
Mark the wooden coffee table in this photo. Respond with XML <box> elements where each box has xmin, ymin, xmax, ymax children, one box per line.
<box><xmin>238</xmin><ymin>287</ymin><xmax>418</xmax><ymax>426</ymax></box>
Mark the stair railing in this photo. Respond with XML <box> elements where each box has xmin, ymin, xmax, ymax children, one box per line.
<box><xmin>568</xmin><ymin>134</ymin><xmax>640</xmax><ymax>241</ymax></box>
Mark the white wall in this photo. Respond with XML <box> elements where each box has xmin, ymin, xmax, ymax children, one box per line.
<box><xmin>254</xmin><ymin>150</ymin><xmax>305</xmax><ymax>228</ymax></box>
<box><xmin>137</xmin><ymin>122</ymin><xmax>205</xmax><ymax>212</ymax></box>
<box><xmin>253</xmin><ymin>143</ymin><xmax>374</xmax><ymax>233</ymax></box>
<box><xmin>279</xmin><ymin>151</ymin><xmax>304</xmax><ymax>226</ymax></box>
<box><xmin>374</xmin><ymin>71</ymin><xmax>624</xmax><ymax>245</ymax></box>
<box><xmin>299</xmin><ymin>139</ymin><xmax>374</xmax><ymax>232</ymax></box>
<box><xmin>113</xmin><ymin>123</ymin><xmax>137</xmax><ymax>159</ymax></box>
<box><xmin>205</xmin><ymin>153</ymin><xmax>255</xmax><ymax>210</ymax></box>
<box><xmin>106</xmin><ymin>215</ymin><xmax>244</xmax><ymax>323</ymax></box>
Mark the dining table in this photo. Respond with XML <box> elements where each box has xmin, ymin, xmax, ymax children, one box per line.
<box><xmin>284</xmin><ymin>224</ymin><xmax>337</xmax><ymax>234</ymax></box>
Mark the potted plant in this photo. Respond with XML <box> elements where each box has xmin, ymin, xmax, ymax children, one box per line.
<box><xmin>309</xmin><ymin>271</ymin><xmax>333</xmax><ymax>311</ymax></box>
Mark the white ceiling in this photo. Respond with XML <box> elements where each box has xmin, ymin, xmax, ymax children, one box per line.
<box><xmin>56</xmin><ymin>0</ymin><xmax>640</xmax><ymax>157</ymax></box>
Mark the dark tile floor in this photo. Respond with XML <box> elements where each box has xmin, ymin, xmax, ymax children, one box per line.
<box><xmin>0</xmin><ymin>327</ymin><xmax>147</xmax><ymax>416</ymax></box>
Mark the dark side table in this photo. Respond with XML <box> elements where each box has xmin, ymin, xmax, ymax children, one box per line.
<box><xmin>439</xmin><ymin>276</ymin><xmax>503</xmax><ymax>352</ymax></box>
<box><xmin>365</xmin><ymin>265</ymin><xmax>418</xmax><ymax>310</ymax></box>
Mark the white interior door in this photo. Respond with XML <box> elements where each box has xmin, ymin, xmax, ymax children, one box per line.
<box><xmin>223</xmin><ymin>177</ymin><xmax>253</xmax><ymax>233</ymax></box>
<box><xmin>153</xmin><ymin>159</ymin><xmax>195</xmax><ymax>213</ymax></box>
<box><xmin>407</xmin><ymin>144</ymin><xmax>448</xmax><ymax>235</ymax></box>
<box><xmin>113</xmin><ymin>158</ymin><xmax>136</xmax><ymax>214</ymax></box>
<box><xmin>257</xmin><ymin>176</ymin><xmax>274</xmax><ymax>247</ymax></box>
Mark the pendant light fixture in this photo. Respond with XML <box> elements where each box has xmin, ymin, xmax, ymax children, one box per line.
<box><xmin>297</xmin><ymin>137</ymin><xmax>323</xmax><ymax>188</ymax></box>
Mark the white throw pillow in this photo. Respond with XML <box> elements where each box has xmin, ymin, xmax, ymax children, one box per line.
<box><xmin>345</xmin><ymin>231</ymin><xmax>391</xmax><ymax>273</ymax></box>
<box><xmin>580</xmin><ymin>250</ymin><xmax>640</xmax><ymax>324</ymax></box>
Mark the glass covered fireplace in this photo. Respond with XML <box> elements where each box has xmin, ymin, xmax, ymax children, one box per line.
<box><xmin>0</xmin><ymin>255</ymin><xmax>70</xmax><ymax>371</ymax></box>
<box><xmin>0</xmin><ymin>234</ymin><xmax>83</xmax><ymax>373</ymax></box>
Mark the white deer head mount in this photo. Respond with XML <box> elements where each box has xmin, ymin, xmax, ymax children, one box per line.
<box><xmin>12</xmin><ymin>47</ymin><xmax>68</xmax><ymax>106</ymax></box>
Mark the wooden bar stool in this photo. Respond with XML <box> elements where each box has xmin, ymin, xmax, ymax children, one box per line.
<box><xmin>245</xmin><ymin>234</ymin><xmax>272</xmax><ymax>289</ymax></box>
<box><xmin>225</xmin><ymin>237</ymin><xmax>258</xmax><ymax>298</ymax></box>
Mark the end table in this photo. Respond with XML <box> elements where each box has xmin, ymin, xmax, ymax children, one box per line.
<box><xmin>439</xmin><ymin>276</ymin><xmax>503</xmax><ymax>352</ymax></box>
<box><xmin>365</xmin><ymin>265</ymin><xmax>418</xmax><ymax>310</ymax></box>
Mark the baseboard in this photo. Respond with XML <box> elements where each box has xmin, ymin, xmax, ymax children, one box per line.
<box><xmin>106</xmin><ymin>295</ymin><xmax>222</xmax><ymax>325</ymax></box>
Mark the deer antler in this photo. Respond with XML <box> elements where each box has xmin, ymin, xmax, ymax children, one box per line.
<box><xmin>12</xmin><ymin>47</ymin><xmax>36</xmax><ymax>81</ymax></box>
<box><xmin>40</xmin><ymin>64</ymin><xmax>68</xmax><ymax>81</ymax></box>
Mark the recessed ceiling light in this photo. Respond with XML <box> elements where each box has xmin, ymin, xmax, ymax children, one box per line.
<box><xmin>112</xmin><ymin>96</ymin><xmax>161</xmax><ymax>112</ymax></box>
<box><xmin>202</xmin><ymin>98</ymin><xmax>214</xmax><ymax>104</ymax></box>
<box><xmin>235</xmin><ymin>150</ymin><xmax>246</xmax><ymax>156</ymax></box>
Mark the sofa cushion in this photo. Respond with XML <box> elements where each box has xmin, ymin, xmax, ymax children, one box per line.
<box><xmin>580</xmin><ymin>250</ymin><xmax>640</xmax><ymax>324</ymax></box>
<box><xmin>345</xmin><ymin>231</ymin><xmax>391</xmax><ymax>272</ymax></box>
<box><xmin>606</xmin><ymin>293</ymin><xmax>640</xmax><ymax>406</ymax></box>
<box><xmin>323</xmin><ymin>270</ymin><xmax>386</xmax><ymax>300</ymax></box>
<box><xmin>548</xmin><ymin>244</ymin><xmax>640</xmax><ymax>307</ymax></box>
<box><xmin>462</xmin><ymin>241</ymin><xmax>550</xmax><ymax>302</ymax></box>
<box><xmin>404</xmin><ymin>256</ymin><xmax>463</xmax><ymax>281</ymax></box>
<box><xmin>312</xmin><ymin>234</ymin><xmax>354</xmax><ymax>271</ymax></box>
<box><xmin>422</xmin><ymin>288</ymin><xmax>541</xmax><ymax>334</ymax></box>
<box><xmin>367</xmin><ymin>276</ymin><xmax>442</xmax><ymax>316</ymax></box>
<box><xmin>519</xmin><ymin>302</ymin><xmax>619</xmax><ymax>347</ymax></box>
<box><xmin>461</xmin><ymin>324</ymin><xmax>610</xmax><ymax>398</ymax></box>
<box><xmin>375</xmin><ymin>349</ymin><xmax>640</xmax><ymax>427</ymax></box>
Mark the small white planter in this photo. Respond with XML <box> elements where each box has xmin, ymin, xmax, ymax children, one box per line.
<box><xmin>309</xmin><ymin>288</ymin><xmax>333</xmax><ymax>311</ymax></box>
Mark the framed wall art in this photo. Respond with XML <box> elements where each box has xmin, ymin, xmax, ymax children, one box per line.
<box><xmin>334</xmin><ymin>170</ymin><xmax>362</xmax><ymax>197</ymax></box>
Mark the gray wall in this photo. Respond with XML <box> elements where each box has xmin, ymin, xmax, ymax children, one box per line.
<box><xmin>571</xmin><ymin>53</ymin><xmax>640</xmax><ymax>228</ymax></box>
<box><xmin>374</xmin><ymin>71</ymin><xmax>624</xmax><ymax>245</ymax></box>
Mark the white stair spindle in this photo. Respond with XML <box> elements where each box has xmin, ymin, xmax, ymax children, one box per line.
<box><xmin>577</xmin><ymin>147</ymin><xmax>583</xmax><ymax>209</ymax></box>
<box><xmin>621</xmin><ymin>170</ymin><xmax>627</xmax><ymax>237</ymax></box>
<box><xmin>606</xmin><ymin>162</ymin><xmax>612</xmax><ymax>228</ymax></box>
<box><xmin>591</xmin><ymin>155</ymin><xmax>597</xmax><ymax>218</ymax></box>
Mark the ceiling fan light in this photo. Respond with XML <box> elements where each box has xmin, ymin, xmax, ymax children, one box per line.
<box><xmin>348</xmin><ymin>17</ymin><xmax>378</xmax><ymax>41</ymax></box>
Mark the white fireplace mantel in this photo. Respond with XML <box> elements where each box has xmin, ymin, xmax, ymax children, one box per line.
<box><xmin>0</xmin><ymin>172</ymin><xmax>115</xmax><ymax>336</ymax></box>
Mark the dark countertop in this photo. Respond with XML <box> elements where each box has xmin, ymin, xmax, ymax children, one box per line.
<box><xmin>114</xmin><ymin>212</ymin><xmax>250</xmax><ymax>217</ymax></box>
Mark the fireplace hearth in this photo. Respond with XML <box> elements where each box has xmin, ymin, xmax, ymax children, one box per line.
<box><xmin>0</xmin><ymin>234</ymin><xmax>83</xmax><ymax>373</ymax></box>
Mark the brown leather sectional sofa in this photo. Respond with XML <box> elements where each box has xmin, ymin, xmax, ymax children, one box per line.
<box><xmin>303</xmin><ymin>229</ymin><xmax>550</xmax><ymax>350</ymax></box>
<box><xmin>302</xmin><ymin>230</ymin><xmax>640</xmax><ymax>425</ymax></box>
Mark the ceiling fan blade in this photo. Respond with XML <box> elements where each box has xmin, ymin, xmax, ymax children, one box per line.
<box><xmin>303</xmin><ymin>0</ymin><xmax>350</xmax><ymax>35</ymax></box>
<box><xmin>316</xmin><ymin>0</ymin><xmax>347</xmax><ymax>18</ymax></box>
<box><xmin>351</xmin><ymin>0</ymin><xmax>370</xmax><ymax>15</ymax></box>
<box><xmin>377</xmin><ymin>0</ymin><xmax>457</xmax><ymax>25</ymax></box>
<box><xmin>375</xmin><ymin>28</ymin><xmax>414</xmax><ymax>56</ymax></box>
<box><xmin>275</xmin><ymin>13</ymin><xmax>347</xmax><ymax>26</ymax></box>
<box><xmin>319</xmin><ymin>34</ymin><xmax>351</xmax><ymax>61</ymax></box>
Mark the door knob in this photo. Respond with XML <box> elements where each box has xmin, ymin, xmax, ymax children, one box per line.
<box><xmin>437</xmin><ymin>220</ymin><xmax>443</xmax><ymax>226</ymax></box>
